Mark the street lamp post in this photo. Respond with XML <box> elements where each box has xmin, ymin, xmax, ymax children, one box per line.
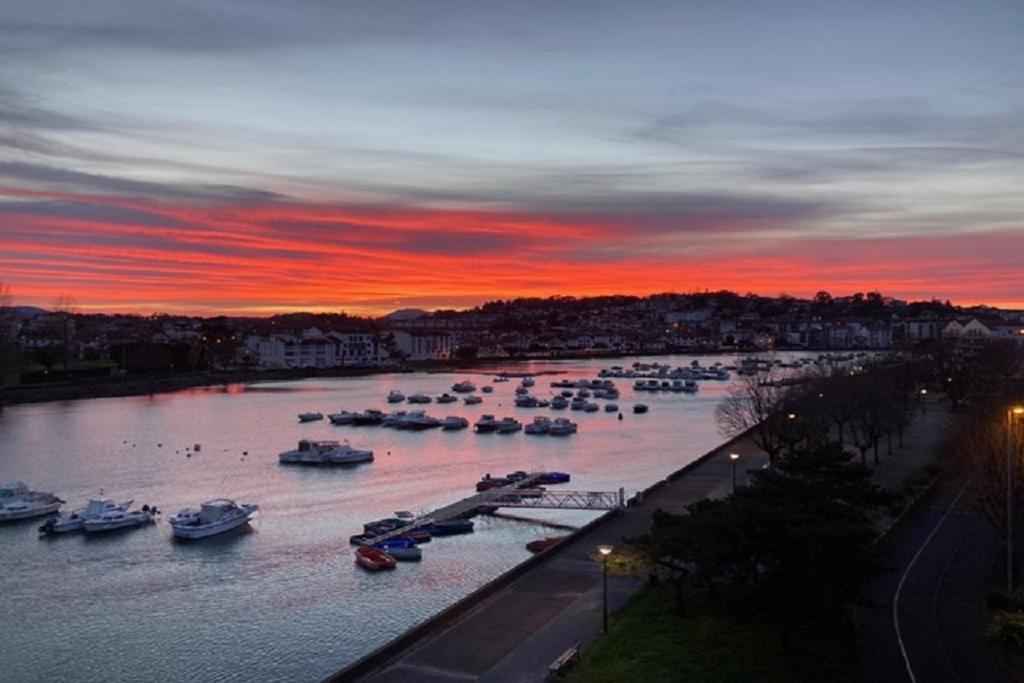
<box><xmin>1007</xmin><ymin>406</ymin><xmax>1024</xmax><ymax>593</ymax></box>
<box><xmin>920</xmin><ymin>388</ymin><xmax>928</xmax><ymax>414</ymax></box>
<box><xmin>597</xmin><ymin>545</ymin><xmax>613</xmax><ymax>633</ymax></box>
<box><xmin>730</xmin><ymin>453</ymin><xmax>740</xmax><ymax>493</ymax></box>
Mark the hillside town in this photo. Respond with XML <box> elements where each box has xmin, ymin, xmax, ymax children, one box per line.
<box><xmin>2</xmin><ymin>291</ymin><xmax>1023</xmax><ymax>382</ymax></box>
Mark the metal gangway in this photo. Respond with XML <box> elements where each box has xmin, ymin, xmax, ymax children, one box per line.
<box><xmin>360</xmin><ymin>475</ymin><xmax>624</xmax><ymax>545</ymax></box>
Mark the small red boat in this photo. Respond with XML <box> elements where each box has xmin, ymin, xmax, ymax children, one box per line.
<box><xmin>404</xmin><ymin>530</ymin><xmax>432</xmax><ymax>544</ymax></box>
<box><xmin>355</xmin><ymin>546</ymin><xmax>397</xmax><ymax>571</ymax></box>
<box><xmin>526</xmin><ymin>537</ymin><xmax>563</xmax><ymax>553</ymax></box>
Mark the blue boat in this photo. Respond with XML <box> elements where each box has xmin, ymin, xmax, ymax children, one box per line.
<box><xmin>374</xmin><ymin>536</ymin><xmax>422</xmax><ymax>561</ymax></box>
<box><xmin>420</xmin><ymin>519</ymin><xmax>475</xmax><ymax>536</ymax></box>
<box><xmin>536</xmin><ymin>472</ymin><xmax>571</xmax><ymax>485</ymax></box>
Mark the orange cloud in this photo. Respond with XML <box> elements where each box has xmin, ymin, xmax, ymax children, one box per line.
<box><xmin>1</xmin><ymin>186</ymin><xmax>1021</xmax><ymax>315</ymax></box>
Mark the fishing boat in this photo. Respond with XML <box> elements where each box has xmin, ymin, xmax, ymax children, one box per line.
<box><xmin>495</xmin><ymin>417</ymin><xmax>522</xmax><ymax>433</ymax></box>
<box><xmin>464</xmin><ymin>395</ymin><xmax>483</xmax><ymax>405</ymax></box>
<box><xmin>481</xmin><ymin>386</ymin><xmax>494</xmax><ymax>394</ymax></box>
<box><xmin>436</xmin><ymin>393</ymin><xmax>458</xmax><ymax>404</ymax></box>
<box><xmin>547</xmin><ymin>418</ymin><xmax>578</xmax><ymax>436</ymax></box>
<box><xmin>441</xmin><ymin>416</ymin><xmax>469</xmax><ymax>430</ymax></box>
<box><xmin>0</xmin><ymin>482</ymin><xmax>63</xmax><ymax>522</ymax></box>
<box><xmin>406</xmin><ymin>393</ymin><xmax>432</xmax><ymax>404</ymax></box>
<box><xmin>83</xmin><ymin>505</ymin><xmax>158</xmax><ymax>533</ymax></box>
<box><xmin>278</xmin><ymin>439</ymin><xmax>374</xmax><ymax>465</ymax></box>
<box><xmin>39</xmin><ymin>497</ymin><xmax>131</xmax><ymax>535</ymax></box>
<box><xmin>328</xmin><ymin>411</ymin><xmax>357</xmax><ymax>425</ymax></box>
<box><xmin>351</xmin><ymin>409</ymin><xmax>385</xmax><ymax>426</ymax></box>
<box><xmin>386</xmin><ymin>390</ymin><xmax>405</xmax><ymax>403</ymax></box>
<box><xmin>355</xmin><ymin>546</ymin><xmax>397</xmax><ymax>571</ymax></box>
<box><xmin>168</xmin><ymin>499</ymin><xmax>259</xmax><ymax>540</ymax></box>
<box><xmin>524</xmin><ymin>416</ymin><xmax>551</xmax><ymax>435</ymax></box>
<box><xmin>451</xmin><ymin>381</ymin><xmax>476</xmax><ymax>393</ymax></box>
<box><xmin>297</xmin><ymin>412</ymin><xmax>323</xmax><ymax>423</ymax></box>
<box><xmin>474</xmin><ymin>415</ymin><xmax>499</xmax><ymax>433</ymax></box>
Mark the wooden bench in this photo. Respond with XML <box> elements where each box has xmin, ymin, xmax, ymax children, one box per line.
<box><xmin>547</xmin><ymin>642</ymin><xmax>581</xmax><ymax>679</ymax></box>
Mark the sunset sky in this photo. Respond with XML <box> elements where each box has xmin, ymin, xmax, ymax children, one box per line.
<box><xmin>1</xmin><ymin>1</ymin><xmax>1022</xmax><ymax>315</ymax></box>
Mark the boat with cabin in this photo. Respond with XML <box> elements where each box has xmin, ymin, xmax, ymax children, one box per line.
<box><xmin>0</xmin><ymin>482</ymin><xmax>63</xmax><ymax>522</ymax></box>
<box><xmin>386</xmin><ymin>390</ymin><xmax>405</xmax><ymax>403</ymax></box>
<box><xmin>168</xmin><ymin>499</ymin><xmax>259</xmax><ymax>539</ymax></box>
<box><xmin>279</xmin><ymin>439</ymin><xmax>374</xmax><ymax>465</ymax></box>
<box><xmin>83</xmin><ymin>505</ymin><xmax>158</xmax><ymax>533</ymax></box>
<box><xmin>452</xmin><ymin>381</ymin><xmax>476</xmax><ymax>393</ymax></box>
<box><xmin>441</xmin><ymin>416</ymin><xmax>469</xmax><ymax>430</ymax></box>
<box><xmin>39</xmin><ymin>497</ymin><xmax>131</xmax><ymax>535</ymax></box>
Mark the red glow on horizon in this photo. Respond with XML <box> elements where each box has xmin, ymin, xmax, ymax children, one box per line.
<box><xmin>2</xmin><ymin>187</ymin><xmax>1021</xmax><ymax>316</ymax></box>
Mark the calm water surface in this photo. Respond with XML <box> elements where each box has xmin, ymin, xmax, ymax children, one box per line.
<box><xmin>0</xmin><ymin>354</ymin><xmax>754</xmax><ymax>682</ymax></box>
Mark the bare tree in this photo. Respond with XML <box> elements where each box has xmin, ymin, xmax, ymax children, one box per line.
<box><xmin>716</xmin><ymin>367</ymin><xmax>793</xmax><ymax>464</ymax></box>
<box><xmin>52</xmin><ymin>293</ymin><xmax>78</xmax><ymax>372</ymax></box>
<box><xmin>961</xmin><ymin>408</ymin><xmax>1024</xmax><ymax>588</ymax></box>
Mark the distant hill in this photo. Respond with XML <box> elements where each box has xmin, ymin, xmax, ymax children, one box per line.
<box><xmin>1</xmin><ymin>306</ymin><xmax>47</xmax><ymax>319</ymax></box>
<box><xmin>381</xmin><ymin>308</ymin><xmax>428</xmax><ymax>322</ymax></box>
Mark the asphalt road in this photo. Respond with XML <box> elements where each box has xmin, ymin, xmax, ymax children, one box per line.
<box><xmin>859</xmin><ymin>476</ymin><xmax>1021</xmax><ymax>683</ymax></box>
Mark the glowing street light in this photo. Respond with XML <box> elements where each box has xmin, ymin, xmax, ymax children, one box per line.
<box><xmin>1008</xmin><ymin>406</ymin><xmax>1024</xmax><ymax>592</ymax></box>
<box><xmin>597</xmin><ymin>544</ymin><xmax>614</xmax><ymax>633</ymax></box>
<box><xmin>730</xmin><ymin>453</ymin><xmax>740</xmax><ymax>493</ymax></box>
<box><xmin>919</xmin><ymin>388</ymin><xmax>928</xmax><ymax>414</ymax></box>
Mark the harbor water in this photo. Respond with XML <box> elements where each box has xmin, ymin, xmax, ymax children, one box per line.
<box><xmin>0</xmin><ymin>354</ymin><xmax>749</xmax><ymax>682</ymax></box>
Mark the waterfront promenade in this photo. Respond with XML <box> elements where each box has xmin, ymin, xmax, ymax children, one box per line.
<box><xmin>336</xmin><ymin>402</ymin><xmax>953</xmax><ymax>683</ymax></box>
<box><xmin>334</xmin><ymin>436</ymin><xmax>769</xmax><ymax>682</ymax></box>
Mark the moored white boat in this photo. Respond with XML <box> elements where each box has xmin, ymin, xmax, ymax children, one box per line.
<box><xmin>83</xmin><ymin>505</ymin><xmax>158</xmax><ymax>533</ymax></box>
<box><xmin>169</xmin><ymin>499</ymin><xmax>259</xmax><ymax>540</ymax></box>
<box><xmin>279</xmin><ymin>439</ymin><xmax>374</xmax><ymax>465</ymax></box>
<box><xmin>386</xmin><ymin>390</ymin><xmax>405</xmax><ymax>403</ymax></box>
<box><xmin>39</xmin><ymin>497</ymin><xmax>131</xmax><ymax>535</ymax></box>
<box><xmin>0</xmin><ymin>482</ymin><xmax>63</xmax><ymax>523</ymax></box>
<box><xmin>441</xmin><ymin>416</ymin><xmax>469</xmax><ymax>430</ymax></box>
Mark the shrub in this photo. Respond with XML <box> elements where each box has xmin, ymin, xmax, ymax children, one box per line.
<box><xmin>986</xmin><ymin>611</ymin><xmax>1024</xmax><ymax>653</ymax></box>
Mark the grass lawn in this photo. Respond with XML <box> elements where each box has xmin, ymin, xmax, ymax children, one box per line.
<box><xmin>566</xmin><ymin>583</ymin><xmax>863</xmax><ymax>683</ymax></box>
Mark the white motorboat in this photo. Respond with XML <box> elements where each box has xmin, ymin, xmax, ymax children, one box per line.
<box><xmin>570</xmin><ymin>397</ymin><xmax>587</xmax><ymax>411</ymax></box>
<box><xmin>0</xmin><ymin>482</ymin><xmax>63</xmax><ymax>522</ymax></box>
<box><xmin>474</xmin><ymin>414</ymin><xmax>499</xmax><ymax>433</ymax></box>
<box><xmin>441</xmin><ymin>416</ymin><xmax>469</xmax><ymax>430</ymax></box>
<box><xmin>493</xmin><ymin>375</ymin><xmax>509</xmax><ymax>383</ymax></box>
<box><xmin>328</xmin><ymin>411</ymin><xmax>357</xmax><ymax>425</ymax></box>
<box><xmin>298</xmin><ymin>412</ymin><xmax>324</xmax><ymax>423</ymax></box>
<box><xmin>396</xmin><ymin>411</ymin><xmax>442</xmax><ymax>430</ymax></box>
<box><xmin>550</xmin><ymin>396</ymin><xmax>569</xmax><ymax>409</ymax></box>
<box><xmin>496</xmin><ymin>417</ymin><xmax>522</xmax><ymax>433</ymax></box>
<box><xmin>548</xmin><ymin>418</ymin><xmax>578</xmax><ymax>436</ymax></box>
<box><xmin>279</xmin><ymin>439</ymin><xmax>374</xmax><ymax>465</ymax></box>
<box><xmin>39</xmin><ymin>497</ymin><xmax>131</xmax><ymax>535</ymax></box>
<box><xmin>436</xmin><ymin>393</ymin><xmax>458</xmax><ymax>404</ymax></box>
<box><xmin>169</xmin><ymin>499</ymin><xmax>259</xmax><ymax>540</ymax></box>
<box><xmin>387</xmin><ymin>390</ymin><xmax>406</xmax><ymax>403</ymax></box>
<box><xmin>464</xmin><ymin>395</ymin><xmax>483</xmax><ymax>405</ymax></box>
<box><xmin>524</xmin><ymin>416</ymin><xmax>551</xmax><ymax>435</ymax></box>
<box><xmin>382</xmin><ymin>411</ymin><xmax>408</xmax><ymax>427</ymax></box>
<box><xmin>514</xmin><ymin>395</ymin><xmax>539</xmax><ymax>408</ymax></box>
<box><xmin>83</xmin><ymin>505</ymin><xmax>158</xmax><ymax>533</ymax></box>
<box><xmin>407</xmin><ymin>393</ymin><xmax>432</xmax><ymax>404</ymax></box>
<box><xmin>451</xmin><ymin>381</ymin><xmax>476</xmax><ymax>393</ymax></box>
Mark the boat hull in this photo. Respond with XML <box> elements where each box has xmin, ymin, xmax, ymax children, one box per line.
<box><xmin>170</xmin><ymin>513</ymin><xmax>254</xmax><ymax>539</ymax></box>
<box><xmin>0</xmin><ymin>501</ymin><xmax>62</xmax><ymax>522</ymax></box>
